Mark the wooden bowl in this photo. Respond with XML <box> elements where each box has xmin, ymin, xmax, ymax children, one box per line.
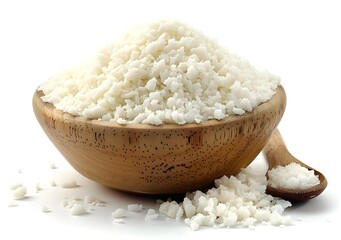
<box><xmin>33</xmin><ymin>86</ymin><xmax>286</xmax><ymax>194</ymax></box>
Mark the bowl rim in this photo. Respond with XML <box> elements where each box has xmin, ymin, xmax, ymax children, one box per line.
<box><xmin>34</xmin><ymin>85</ymin><xmax>285</xmax><ymax>130</ymax></box>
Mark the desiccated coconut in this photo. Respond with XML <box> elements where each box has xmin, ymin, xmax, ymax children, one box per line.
<box><xmin>7</xmin><ymin>202</ymin><xmax>18</xmax><ymax>207</ymax></box>
<box><xmin>127</xmin><ymin>204</ymin><xmax>143</xmax><ymax>212</ymax></box>
<box><xmin>84</xmin><ymin>195</ymin><xmax>105</xmax><ymax>207</ymax></box>
<box><xmin>268</xmin><ymin>163</ymin><xmax>320</xmax><ymax>190</ymax></box>
<box><xmin>10</xmin><ymin>183</ymin><xmax>27</xmax><ymax>200</ymax></box>
<box><xmin>39</xmin><ymin>20</ymin><xmax>280</xmax><ymax>125</ymax></box>
<box><xmin>112</xmin><ymin>208</ymin><xmax>125</xmax><ymax>218</ymax></box>
<box><xmin>42</xmin><ymin>206</ymin><xmax>51</xmax><ymax>213</ymax></box>
<box><xmin>145</xmin><ymin>209</ymin><xmax>159</xmax><ymax>221</ymax></box>
<box><xmin>70</xmin><ymin>203</ymin><xmax>87</xmax><ymax>216</ymax></box>
<box><xmin>112</xmin><ymin>218</ymin><xmax>124</xmax><ymax>224</ymax></box>
<box><xmin>35</xmin><ymin>183</ymin><xmax>42</xmax><ymax>193</ymax></box>
<box><xmin>60</xmin><ymin>180</ymin><xmax>78</xmax><ymax>188</ymax></box>
<box><xmin>159</xmin><ymin>167</ymin><xmax>293</xmax><ymax>230</ymax></box>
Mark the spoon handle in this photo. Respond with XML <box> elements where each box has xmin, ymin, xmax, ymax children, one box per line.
<box><xmin>263</xmin><ymin>129</ymin><xmax>296</xmax><ymax>169</ymax></box>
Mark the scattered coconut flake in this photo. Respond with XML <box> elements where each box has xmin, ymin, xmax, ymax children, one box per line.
<box><xmin>268</xmin><ymin>163</ymin><xmax>320</xmax><ymax>190</ymax></box>
<box><xmin>42</xmin><ymin>206</ymin><xmax>51</xmax><ymax>213</ymax></box>
<box><xmin>8</xmin><ymin>202</ymin><xmax>18</xmax><ymax>207</ymax></box>
<box><xmin>84</xmin><ymin>195</ymin><xmax>97</xmax><ymax>203</ymax></box>
<box><xmin>95</xmin><ymin>202</ymin><xmax>106</xmax><ymax>207</ymax></box>
<box><xmin>71</xmin><ymin>196</ymin><xmax>82</xmax><ymax>201</ymax></box>
<box><xmin>113</xmin><ymin>218</ymin><xmax>124</xmax><ymax>224</ymax></box>
<box><xmin>60</xmin><ymin>199</ymin><xmax>69</xmax><ymax>208</ymax></box>
<box><xmin>60</xmin><ymin>180</ymin><xmax>78</xmax><ymax>188</ymax></box>
<box><xmin>50</xmin><ymin>180</ymin><xmax>57</xmax><ymax>187</ymax></box>
<box><xmin>112</xmin><ymin>208</ymin><xmax>125</xmax><ymax>218</ymax></box>
<box><xmin>167</xmin><ymin>202</ymin><xmax>180</xmax><ymax>219</ymax></box>
<box><xmin>184</xmin><ymin>214</ymin><xmax>204</xmax><ymax>231</ymax></box>
<box><xmin>145</xmin><ymin>209</ymin><xmax>159</xmax><ymax>221</ymax></box>
<box><xmin>60</xmin><ymin>198</ymin><xmax>78</xmax><ymax>208</ymax></box>
<box><xmin>84</xmin><ymin>195</ymin><xmax>105</xmax><ymax>207</ymax></box>
<box><xmin>35</xmin><ymin>183</ymin><xmax>42</xmax><ymax>193</ymax></box>
<box><xmin>127</xmin><ymin>204</ymin><xmax>143</xmax><ymax>212</ymax></box>
<box><xmin>11</xmin><ymin>185</ymin><xmax>27</xmax><ymax>200</ymax></box>
<box><xmin>17</xmin><ymin>168</ymin><xmax>23</xmax><ymax>174</ymax></box>
<box><xmin>10</xmin><ymin>183</ymin><xmax>23</xmax><ymax>190</ymax></box>
<box><xmin>70</xmin><ymin>203</ymin><xmax>87</xmax><ymax>215</ymax></box>
<box><xmin>183</xmin><ymin>197</ymin><xmax>196</xmax><ymax>218</ymax></box>
<box><xmin>49</xmin><ymin>163</ymin><xmax>57</xmax><ymax>169</ymax></box>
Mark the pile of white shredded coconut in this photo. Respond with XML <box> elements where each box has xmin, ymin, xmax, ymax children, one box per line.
<box><xmin>268</xmin><ymin>163</ymin><xmax>320</xmax><ymax>190</ymax></box>
<box><xmin>159</xmin><ymin>167</ymin><xmax>292</xmax><ymax>230</ymax></box>
<box><xmin>39</xmin><ymin>20</ymin><xmax>280</xmax><ymax>125</ymax></box>
<box><xmin>7</xmin><ymin>164</ymin><xmax>294</xmax><ymax>230</ymax></box>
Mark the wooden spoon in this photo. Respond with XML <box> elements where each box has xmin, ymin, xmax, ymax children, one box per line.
<box><xmin>263</xmin><ymin>129</ymin><xmax>327</xmax><ymax>202</ymax></box>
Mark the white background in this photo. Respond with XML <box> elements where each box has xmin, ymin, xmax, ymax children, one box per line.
<box><xmin>0</xmin><ymin>0</ymin><xmax>339</xmax><ymax>239</ymax></box>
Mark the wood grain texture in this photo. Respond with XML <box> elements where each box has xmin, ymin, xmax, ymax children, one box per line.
<box><xmin>264</xmin><ymin>129</ymin><xmax>328</xmax><ymax>201</ymax></box>
<box><xmin>33</xmin><ymin>86</ymin><xmax>286</xmax><ymax>194</ymax></box>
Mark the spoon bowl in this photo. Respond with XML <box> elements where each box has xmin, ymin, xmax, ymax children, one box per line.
<box><xmin>263</xmin><ymin>129</ymin><xmax>328</xmax><ymax>202</ymax></box>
